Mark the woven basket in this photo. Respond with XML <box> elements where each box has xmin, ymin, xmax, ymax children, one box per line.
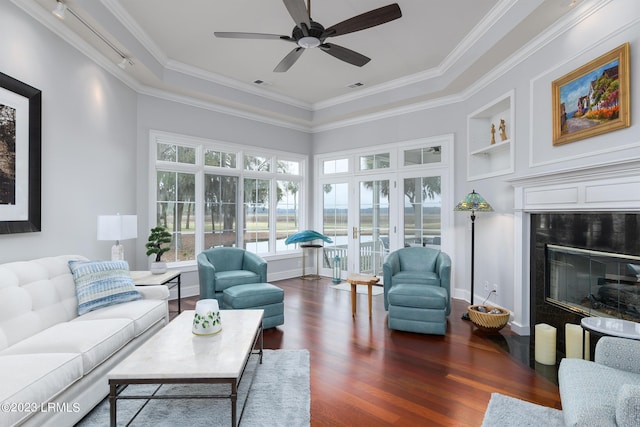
<box><xmin>468</xmin><ymin>305</ymin><xmax>510</xmax><ymax>332</ymax></box>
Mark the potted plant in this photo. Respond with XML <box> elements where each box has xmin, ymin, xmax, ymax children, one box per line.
<box><xmin>145</xmin><ymin>226</ymin><xmax>172</xmax><ymax>274</ymax></box>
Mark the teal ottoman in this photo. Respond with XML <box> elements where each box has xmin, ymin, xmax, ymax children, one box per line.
<box><xmin>222</xmin><ymin>283</ymin><xmax>284</xmax><ymax>329</ymax></box>
<box><xmin>387</xmin><ymin>284</ymin><xmax>448</xmax><ymax>335</ymax></box>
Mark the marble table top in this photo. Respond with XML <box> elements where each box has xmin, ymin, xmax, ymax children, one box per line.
<box><xmin>109</xmin><ymin>310</ymin><xmax>263</xmax><ymax>380</ymax></box>
<box><xmin>581</xmin><ymin>316</ymin><xmax>640</xmax><ymax>340</ymax></box>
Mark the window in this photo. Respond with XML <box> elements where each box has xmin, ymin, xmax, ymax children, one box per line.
<box><xmin>243</xmin><ymin>178</ymin><xmax>270</xmax><ymax>252</ymax></box>
<box><xmin>152</xmin><ymin>131</ymin><xmax>305</xmax><ymax>264</ymax></box>
<box><xmin>204</xmin><ymin>174</ymin><xmax>238</xmax><ymax>248</ymax></box>
<box><xmin>360</xmin><ymin>153</ymin><xmax>390</xmax><ymax>170</ymax></box>
<box><xmin>323</xmin><ymin>158</ymin><xmax>349</xmax><ymax>174</ymax></box>
<box><xmin>404</xmin><ymin>146</ymin><xmax>441</xmax><ymax>166</ymax></box>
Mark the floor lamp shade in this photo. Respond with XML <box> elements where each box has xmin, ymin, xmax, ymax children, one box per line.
<box><xmin>454</xmin><ymin>190</ymin><xmax>493</xmax><ymax>320</ymax></box>
<box><xmin>97</xmin><ymin>214</ymin><xmax>137</xmax><ymax>260</ymax></box>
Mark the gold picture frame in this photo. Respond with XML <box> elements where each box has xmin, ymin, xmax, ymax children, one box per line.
<box><xmin>552</xmin><ymin>43</ymin><xmax>630</xmax><ymax>146</ymax></box>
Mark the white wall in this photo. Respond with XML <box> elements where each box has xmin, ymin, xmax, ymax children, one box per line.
<box><xmin>0</xmin><ymin>3</ymin><xmax>138</xmax><ymax>264</ymax></box>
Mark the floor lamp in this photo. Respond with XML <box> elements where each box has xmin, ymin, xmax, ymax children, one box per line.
<box><xmin>454</xmin><ymin>190</ymin><xmax>494</xmax><ymax>320</ymax></box>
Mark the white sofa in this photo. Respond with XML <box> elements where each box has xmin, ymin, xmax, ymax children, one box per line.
<box><xmin>0</xmin><ymin>255</ymin><xmax>170</xmax><ymax>427</ymax></box>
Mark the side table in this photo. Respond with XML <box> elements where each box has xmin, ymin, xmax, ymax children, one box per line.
<box><xmin>346</xmin><ymin>273</ymin><xmax>380</xmax><ymax>318</ymax></box>
<box><xmin>300</xmin><ymin>244</ymin><xmax>323</xmax><ymax>280</ymax></box>
<box><xmin>581</xmin><ymin>317</ymin><xmax>640</xmax><ymax>360</ymax></box>
<box><xmin>131</xmin><ymin>270</ymin><xmax>182</xmax><ymax>313</ymax></box>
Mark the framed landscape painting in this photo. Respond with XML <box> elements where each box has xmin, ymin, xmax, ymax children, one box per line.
<box><xmin>0</xmin><ymin>72</ymin><xmax>41</xmax><ymax>234</ymax></box>
<box><xmin>552</xmin><ymin>43</ymin><xmax>630</xmax><ymax>146</ymax></box>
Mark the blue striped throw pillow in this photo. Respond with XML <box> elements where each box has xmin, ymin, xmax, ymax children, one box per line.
<box><xmin>68</xmin><ymin>260</ymin><xmax>141</xmax><ymax>315</ymax></box>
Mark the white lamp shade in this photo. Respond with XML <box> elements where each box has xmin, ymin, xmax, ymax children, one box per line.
<box><xmin>97</xmin><ymin>215</ymin><xmax>137</xmax><ymax>241</ymax></box>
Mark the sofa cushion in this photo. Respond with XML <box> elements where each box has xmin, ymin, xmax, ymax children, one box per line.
<box><xmin>68</xmin><ymin>260</ymin><xmax>141</xmax><ymax>315</ymax></box>
<box><xmin>0</xmin><ymin>353</ymin><xmax>83</xmax><ymax>427</ymax></box>
<box><xmin>215</xmin><ymin>271</ymin><xmax>262</xmax><ymax>292</ymax></box>
<box><xmin>0</xmin><ymin>319</ymin><xmax>134</xmax><ymax>374</ymax></box>
<box><xmin>559</xmin><ymin>358</ymin><xmax>640</xmax><ymax>427</ymax></box>
<box><xmin>72</xmin><ymin>299</ymin><xmax>167</xmax><ymax>336</ymax></box>
<box><xmin>616</xmin><ymin>384</ymin><xmax>640</xmax><ymax>427</ymax></box>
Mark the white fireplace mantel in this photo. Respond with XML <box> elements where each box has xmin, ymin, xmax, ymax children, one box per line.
<box><xmin>507</xmin><ymin>158</ymin><xmax>640</xmax><ymax>335</ymax></box>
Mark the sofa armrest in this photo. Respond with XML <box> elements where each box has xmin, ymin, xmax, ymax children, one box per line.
<box><xmin>243</xmin><ymin>251</ymin><xmax>268</xmax><ymax>283</ymax></box>
<box><xmin>135</xmin><ymin>285</ymin><xmax>169</xmax><ymax>300</ymax></box>
<box><xmin>197</xmin><ymin>252</ymin><xmax>217</xmax><ymax>298</ymax></box>
<box><xmin>595</xmin><ymin>337</ymin><xmax>640</xmax><ymax>374</ymax></box>
<box><xmin>616</xmin><ymin>384</ymin><xmax>640</xmax><ymax>427</ymax></box>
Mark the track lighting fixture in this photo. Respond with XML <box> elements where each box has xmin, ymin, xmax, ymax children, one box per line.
<box><xmin>52</xmin><ymin>1</ymin><xmax>66</xmax><ymax>19</ymax></box>
<box><xmin>51</xmin><ymin>0</ymin><xmax>134</xmax><ymax>70</ymax></box>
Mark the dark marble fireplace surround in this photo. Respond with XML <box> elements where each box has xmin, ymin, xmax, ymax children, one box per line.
<box><xmin>530</xmin><ymin>212</ymin><xmax>640</xmax><ymax>358</ymax></box>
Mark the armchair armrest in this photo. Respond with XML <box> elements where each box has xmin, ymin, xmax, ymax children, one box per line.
<box><xmin>383</xmin><ymin>251</ymin><xmax>400</xmax><ymax>310</ymax></box>
<box><xmin>197</xmin><ymin>252</ymin><xmax>217</xmax><ymax>299</ymax></box>
<box><xmin>135</xmin><ymin>285</ymin><xmax>170</xmax><ymax>300</ymax></box>
<box><xmin>595</xmin><ymin>336</ymin><xmax>640</xmax><ymax>374</ymax></box>
<box><xmin>437</xmin><ymin>252</ymin><xmax>451</xmax><ymax>293</ymax></box>
<box><xmin>243</xmin><ymin>251</ymin><xmax>268</xmax><ymax>283</ymax></box>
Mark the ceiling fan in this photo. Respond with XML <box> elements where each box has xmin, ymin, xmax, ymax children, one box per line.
<box><xmin>214</xmin><ymin>0</ymin><xmax>402</xmax><ymax>72</ymax></box>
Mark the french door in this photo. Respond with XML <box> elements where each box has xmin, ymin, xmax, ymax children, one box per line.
<box><xmin>317</xmin><ymin>137</ymin><xmax>453</xmax><ymax>281</ymax></box>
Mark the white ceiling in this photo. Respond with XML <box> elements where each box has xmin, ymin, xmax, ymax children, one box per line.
<box><xmin>26</xmin><ymin>0</ymin><xmax>595</xmax><ymax>128</ymax></box>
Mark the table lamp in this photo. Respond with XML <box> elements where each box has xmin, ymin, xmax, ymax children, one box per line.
<box><xmin>97</xmin><ymin>214</ymin><xmax>137</xmax><ymax>260</ymax></box>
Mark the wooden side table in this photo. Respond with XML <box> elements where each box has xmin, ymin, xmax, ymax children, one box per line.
<box><xmin>346</xmin><ymin>273</ymin><xmax>380</xmax><ymax>318</ymax></box>
<box><xmin>131</xmin><ymin>270</ymin><xmax>182</xmax><ymax>313</ymax></box>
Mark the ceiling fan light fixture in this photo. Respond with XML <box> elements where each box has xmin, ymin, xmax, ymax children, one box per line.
<box><xmin>298</xmin><ymin>36</ymin><xmax>321</xmax><ymax>49</ymax></box>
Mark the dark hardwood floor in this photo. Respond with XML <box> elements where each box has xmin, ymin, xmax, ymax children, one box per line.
<box><xmin>169</xmin><ymin>277</ymin><xmax>560</xmax><ymax>426</ymax></box>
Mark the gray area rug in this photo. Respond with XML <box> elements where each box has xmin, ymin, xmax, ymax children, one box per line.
<box><xmin>76</xmin><ymin>349</ymin><xmax>310</xmax><ymax>426</ymax></box>
<box><xmin>481</xmin><ymin>393</ymin><xmax>564</xmax><ymax>427</ymax></box>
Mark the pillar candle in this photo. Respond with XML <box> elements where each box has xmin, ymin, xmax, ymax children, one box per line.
<box><xmin>535</xmin><ymin>323</ymin><xmax>557</xmax><ymax>365</ymax></box>
<box><xmin>565</xmin><ymin>323</ymin><xmax>583</xmax><ymax>359</ymax></box>
<box><xmin>584</xmin><ymin>331</ymin><xmax>590</xmax><ymax>360</ymax></box>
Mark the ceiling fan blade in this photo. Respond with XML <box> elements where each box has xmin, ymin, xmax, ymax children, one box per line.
<box><xmin>282</xmin><ymin>0</ymin><xmax>310</xmax><ymax>30</ymax></box>
<box><xmin>320</xmin><ymin>43</ymin><xmax>370</xmax><ymax>67</ymax></box>
<box><xmin>214</xmin><ymin>32</ymin><xmax>293</xmax><ymax>42</ymax></box>
<box><xmin>274</xmin><ymin>47</ymin><xmax>305</xmax><ymax>72</ymax></box>
<box><xmin>322</xmin><ymin>3</ymin><xmax>401</xmax><ymax>38</ymax></box>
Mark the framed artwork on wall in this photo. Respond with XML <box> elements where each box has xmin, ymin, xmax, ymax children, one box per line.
<box><xmin>552</xmin><ymin>42</ymin><xmax>630</xmax><ymax>146</ymax></box>
<box><xmin>0</xmin><ymin>72</ymin><xmax>41</xmax><ymax>234</ymax></box>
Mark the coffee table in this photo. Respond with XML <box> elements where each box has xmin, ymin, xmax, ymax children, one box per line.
<box><xmin>347</xmin><ymin>273</ymin><xmax>380</xmax><ymax>318</ymax></box>
<box><xmin>108</xmin><ymin>310</ymin><xmax>263</xmax><ymax>427</ymax></box>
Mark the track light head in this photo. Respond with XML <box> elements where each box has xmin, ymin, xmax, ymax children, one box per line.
<box><xmin>52</xmin><ymin>1</ymin><xmax>66</xmax><ymax>19</ymax></box>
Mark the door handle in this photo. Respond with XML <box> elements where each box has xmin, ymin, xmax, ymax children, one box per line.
<box><xmin>353</xmin><ymin>227</ymin><xmax>358</xmax><ymax>239</ymax></box>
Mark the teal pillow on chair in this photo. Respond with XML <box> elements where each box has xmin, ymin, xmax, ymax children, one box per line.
<box><xmin>68</xmin><ymin>260</ymin><xmax>141</xmax><ymax>315</ymax></box>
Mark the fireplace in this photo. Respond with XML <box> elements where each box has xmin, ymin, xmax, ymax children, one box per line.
<box><xmin>545</xmin><ymin>243</ymin><xmax>640</xmax><ymax>322</ymax></box>
<box><xmin>528</xmin><ymin>212</ymin><xmax>640</xmax><ymax>360</ymax></box>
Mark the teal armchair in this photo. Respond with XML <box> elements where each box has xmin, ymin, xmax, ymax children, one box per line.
<box><xmin>197</xmin><ymin>247</ymin><xmax>267</xmax><ymax>302</ymax></box>
<box><xmin>383</xmin><ymin>247</ymin><xmax>451</xmax><ymax>313</ymax></box>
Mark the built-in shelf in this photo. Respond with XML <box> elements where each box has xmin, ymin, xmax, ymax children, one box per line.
<box><xmin>467</xmin><ymin>90</ymin><xmax>515</xmax><ymax>181</ymax></box>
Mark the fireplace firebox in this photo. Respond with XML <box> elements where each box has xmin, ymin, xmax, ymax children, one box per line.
<box><xmin>545</xmin><ymin>244</ymin><xmax>640</xmax><ymax>322</ymax></box>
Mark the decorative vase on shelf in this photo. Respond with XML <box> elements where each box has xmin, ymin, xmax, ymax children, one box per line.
<box><xmin>150</xmin><ymin>262</ymin><xmax>167</xmax><ymax>274</ymax></box>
